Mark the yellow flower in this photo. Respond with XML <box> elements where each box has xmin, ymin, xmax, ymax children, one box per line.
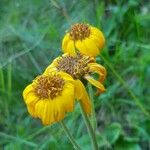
<box><xmin>23</xmin><ymin>71</ymin><xmax>74</xmax><ymax>125</ymax></box>
<box><xmin>23</xmin><ymin>71</ymin><xmax>91</xmax><ymax>125</ymax></box>
<box><xmin>44</xmin><ymin>53</ymin><xmax>106</xmax><ymax>96</ymax></box>
<box><xmin>62</xmin><ymin>23</ymin><xmax>105</xmax><ymax>57</ymax></box>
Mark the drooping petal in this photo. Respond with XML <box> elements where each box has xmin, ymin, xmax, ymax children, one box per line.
<box><xmin>41</xmin><ymin>100</ymin><xmax>55</xmax><ymax>125</ymax></box>
<box><xmin>65</xmin><ymin>40</ymin><xmax>76</xmax><ymax>55</ymax></box>
<box><xmin>84</xmin><ymin>75</ymin><xmax>106</xmax><ymax>92</ymax></box>
<box><xmin>41</xmin><ymin>101</ymin><xmax>48</xmax><ymax>125</ymax></box>
<box><xmin>27</xmin><ymin>105</ymin><xmax>37</xmax><ymax>118</ymax></box>
<box><xmin>43</xmin><ymin>101</ymin><xmax>52</xmax><ymax>125</ymax></box>
<box><xmin>35</xmin><ymin>100</ymin><xmax>46</xmax><ymax>119</ymax></box>
<box><xmin>44</xmin><ymin>65</ymin><xmax>57</xmax><ymax>75</ymax></box>
<box><xmin>62</xmin><ymin>33</ymin><xmax>70</xmax><ymax>52</ymax></box>
<box><xmin>83</xmin><ymin>38</ymin><xmax>99</xmax><ymax>57</ymax></box>
<box><xmin>54</xmin><ymin>81</ymin><xmax>75</xmax><ymax>114</ymax></box>
<box><xmin>74</xmin><ymin>80</ymin><xmax>91</xmax><ymax>115</ymax></box>
<box><xmin>25</xmin><ymin>92</ymin><xmax>39</xmax><ymax>105</ymax></box>
<box><xmin>75</xmin><ymin>40</ymin><xmax>87</xmax><ymax>54</ymax></box>
<box><xmin>23</xmin><ymin>84</ymin><xmax>33</xmax><ymax>100</ymax></box>
<box><xmin>91</xmin><ymin>27</ymin><xmax>105</xmax><ymax>49</ymax></box>
<box><xmin>88</xmin><ymin>62</ymin><xmax>107</xmax><ymax>83</ymax></box>
<box><xmin>90</xmin><ymin>34</ymin><xmax>102</xmax><ymax>49</ymax></box>
<box><xmin>23</xmin><ymin>85</ymin><xmax>39</xmax><ymax>118</ymax></box>
<box><xmin>54</xmin><ymin>100</ymin><xmax>65</xmax><ymax>122</ymax></box>
<box><xmin>58</xmin><ymin>71</ymin><xmax>75</xmax><ymax>83</ymax></box>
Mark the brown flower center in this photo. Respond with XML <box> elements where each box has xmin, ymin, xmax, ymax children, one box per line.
<box><xmin>69</xmin><ymin>23</ymin><xmax>90</xmax><ymax>41</ymax></box>
<box><xmin>56</xmin><ymin>53</ymin><xmax>94</xmax><ymax>79</ymax></box>
<box><xmin>34</xmin><ymin>74</ymin><xmax>65</xmax><ymax>99</ymax></box>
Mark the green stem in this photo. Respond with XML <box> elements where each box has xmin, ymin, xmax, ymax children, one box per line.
<box><xmin>28</xmin><ymin>52</ymin><xmax>42</xmax><ymax>74</ymax></box>
<box><xmin>7</xmin><ymin>63</ymin><xmax>12</xmax><ymax>100</ymax></box>
<box><xmin>60</xmin><ymin>121</ymin><xmax>81</xmax><ymax>150</ymax></box>
<box><xmin>100</xmin><ymin>54</ymin><xmax>150</xmax><ymax>117</ymax></box>
<box><xmin>79</xmin><ymin>101</ymin><xmax>99</xmax><ymax>150</ymax></box>
<box><xmin>0</xmin><ymin>68</ymin><xmax>5</xmax><ymax>91</ymax></box>
<box><xmin>88</xmin><ymin>83</ymin><xmax>97</xmax><ymax>131</ymax></box>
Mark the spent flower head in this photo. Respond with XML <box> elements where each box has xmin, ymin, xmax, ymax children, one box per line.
<box><xmin>44</xmin><ymin>53</ymin><xmax>106</xmax><ymax>95</ymax></box>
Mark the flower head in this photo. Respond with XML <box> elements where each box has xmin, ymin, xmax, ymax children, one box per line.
<box><xmin>23</xmin><ymin>71</ymin><xmax>75</xmax><ymax>125</ymax></box>
<box><xmin>62</xmin><ymin>23</ymin><xmax>105</xmax><ymax>57</ymax></box>
<box><xmin>44</xmin><ymin>53</ymin><xmax>106</xmax><ymax>95</ymax></box>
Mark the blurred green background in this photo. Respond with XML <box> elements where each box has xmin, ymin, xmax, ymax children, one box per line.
<box><xmin>0</xmin><ymin>0</ymin><xmax>150</xmax><ymax>149</ymax></box>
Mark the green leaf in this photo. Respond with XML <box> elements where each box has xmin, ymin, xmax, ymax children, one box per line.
<box><xmin>115</xmin><ymin>137</ymin><xmax>141</xmax><ymax>150</ymax></box>
<box><xmin>140</xmin><ymin>120</ymin><xmax>150</xmax><ymax>139</ymax></box>
<box><xmin>77</xmin><ymin>134</ymin><xmax>91</xmax><ymax>150</ymax></box>
<box><xmin>103</xmin><ymin>123</ymin><xmax>122</xmax><ymax>144</ymax></box>
<box><xmin>96</xmin><ymin>131</ymin><xmax>109</xmax><ymax>147</ymax></box>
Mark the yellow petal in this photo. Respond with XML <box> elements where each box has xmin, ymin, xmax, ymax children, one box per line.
<box><xmin>41</xmin><ymin>100</ymin><xmax>54</xmax><ymax>125</ymax></box>
<box><xmin>90</xmin><ymin>34</ymin><xmax>102</xmax><ymax>49</ymax></box>
<box><xmin>27</xmin><ymin>105</ymin><xmax>37</xmax><ymax>118</ymax></box>
<box><xmin>53</xmin><ymin>80</ymin><xmax>75</xmax><ymax>116</ymax></box>
<box><xmin>35</xmin><ymin>100</ymin><xmax>46</xmax><ymax>119</ymax></box>
<box><xmin>75</xmin><ymin>40</ymin><xmax>87</xmax><ymax>54</ymax></box>
<box><xmin>83</xmin><ymin>38</ymin><xmax>99</xmax><ymax>57</ymax></box>
<box><xmin>84</xmin><ymin>75</ymin><xmax>106</xmax><ymax>92</ymax></box>
<box><xmin>54</xmin><ymin>100</ymin><xmax>65</xmax><ymax>122</ymax></box>
<box><xmin>74</xmin><ymin>80</ymin><xmax>91</xmax><ymax>115</ymax></box>
<box><xmin>88</xmin><ymin>63</ymin><xmax>107</xmax><ymax>83</ymax></box>
<box><xmin>23</xmin><ymin>84</ymin><xmax>39</xmax><ymax>118</ymax></box>
<box><xmin>23</xmin><ymin>84</ymin><xmax>33</xmax><ymax>100</ymax></box>
<box><xmin>35</xmin><ymin>99</ymin><xmax>64</xmax><ymax>125</ymax></box>
<box><xmin>59</xmin><ymin>71</ymin><xmax>74</xmax><ymax>83</ymax></box>
<box><xmin>91</xmin><ymin>27</ymin><xmax>105</xmax><ymax>49</ymax></box>
<box><xmin>65</xmin><ymin>40</ymin><xmax>76</xmax><ymax>55</ymax></box>
<box><xmin>41</xmin><ymin>101</ymin><xmax>48</xmax><ymax>125</ymax></box>
<box><xmin>61</xmin><ymin>82</ymin><xmax>75</xmax><ymax>112</ymax></box>
<box><xmin>45</xmin><ymin>101</ymin><xmax>53</xmax><ymax>125</ymax></box>
<box><xmin>74</xmin><ymin>80</ymin><xmax>83</xmax><ymax>99</ymax></box>
<box><xmin>25</xmin><ymin>92</ymin><xmax>39</xmax><ymax>105</ymax></box>
<box><xmin>62</xmin><ymin>33</ymin><xmax>70</xmax><ymax>52</ymax></box>
<box><xmin>44</xmin><ymin>65</ymin><xmax>57</xmax><ymax>75</ymax></box>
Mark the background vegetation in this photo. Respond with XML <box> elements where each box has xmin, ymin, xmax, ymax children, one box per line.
<box><xmin>0</xmin><ymin>0</ymin><xmax>150</xmax><ymax>149</ymax></box>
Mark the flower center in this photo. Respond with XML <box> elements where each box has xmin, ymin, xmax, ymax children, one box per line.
<box><xmin>69</xmin><ymin>23</ymin><xmax>91</xmax><ymax>41</ymax></box>
<box><xmin>56</xmin><ymin>53</ymin><xmax>94</xmax><ymax>79</ymax></box>
<box><xmin>34</xmin><ymin>74</ymin><xmax>65</xmax><ymax>99</ymax></box>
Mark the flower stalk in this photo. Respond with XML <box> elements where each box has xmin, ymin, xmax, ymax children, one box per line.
<box><xmin>88</xmin><ymin>83</ymin><xmax>97</xmax><ymax>131</ymax></box>
<box><xmin>79</xmin><ymin>101</ymin><xmax>99</xmax><ymax>150</ymax></box>
<box><xmin>60</xmin><ymin>120</ymin><xmax>81</xmax><ymax>150</ymax></box>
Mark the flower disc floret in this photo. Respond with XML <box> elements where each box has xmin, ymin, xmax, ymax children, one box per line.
<box><xmin>34</xmin><ymin>74</ymin><xmax>65</xmax><ymax>99</ymax></box>
<box><xmin>70</xmin><ymin>23</ymin><xmax>90</xmax><ymax>41</ymax></box>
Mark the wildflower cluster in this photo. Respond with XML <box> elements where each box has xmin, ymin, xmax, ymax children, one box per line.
<box><xmin>23</xmin><ymin>23</ymin><xmax>106</xmax><ymax>125</ymax></box>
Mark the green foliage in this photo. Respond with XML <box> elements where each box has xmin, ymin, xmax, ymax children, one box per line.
<box><xmin>115</xmin><ymin>137</ymin><xmax>141</xmax><ymax>150</ymax></box>
<box><xmin>0</xmin><ymin>0</ymin><xmax>150</xmax><ymax>149</ymax></box>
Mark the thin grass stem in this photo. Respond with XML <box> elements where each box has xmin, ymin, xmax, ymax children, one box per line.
<box><xmin>87</xmin><ymin>83</ymin><xmax>97</xmax><ymax>131</ymax></box>
<box><xmin>100</xmin><ymin>54</ymin><xmax>150</xmax><ymax>117</ymax></box>
<box><xmin>79</xmin><ymin>101</ymin><xmax>99</xmax><ymax>150</ymax></box>
<box><xmin>60</xmin><ymin>120</ymin><xmax>81</xmax><ymax>150</ymax></box>
<box><xmin>0</xmin><ymin>68</ymin><xmax>5</xmax><ymax>91</ymax></box>
<box><xmin>7</xmin><ymin>63</ymin><xmax>12</xmax><ymax>100</ymax></box>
